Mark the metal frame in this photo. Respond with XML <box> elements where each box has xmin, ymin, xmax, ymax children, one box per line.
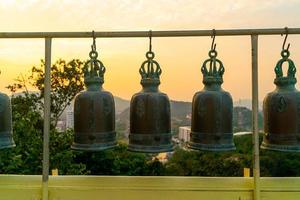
<box><xmin>251</xmin><ymin>35</ymin><xmax>260</xmax><ymax>200</ymax></box>
<box><xmin>0</xmin><ymin>28</ymin><xmax>299</xmax><ymax>38</ymax></box>
<box><xmin>42</xmin><ymin>38</ymin><xmax>52</xmax><ymax>200</ymax></box>
<box><xmin>1</xmin><ymin>28</ymin><xmax>300</xmax><ymax>200</ymax></box>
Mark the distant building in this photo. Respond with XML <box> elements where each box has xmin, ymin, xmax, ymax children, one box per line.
<box><xmin>154</xmin><ymin>153</ymin><xmax>168</xmax><ymax>163</ymax></box>
<box><xmin>178</xmin><ymin>126</ymin><xmax>191</xmax><ymax>142</ymax></box>
<box><xmin>56</xmin><ymin>120</ymin><xmax>65</xmax><ymax>132</ymax></box>
<box><xmin>234</xmin><ymin>132</ymin><xmax>252</xmax><ymax>136</ymax></box>
<box><xmin>186</xmin><ymin>113</ymin><xmax>192</xmax><ymax>119</ymax></box>
<box><xmin>66</xmin><ymin>108</ymin><xmax>74</xmax><ymax>129</ymax></box>
<box><xmin>153</xmin><ymin>152</ymin><xmax>173</xmax><ymax>164</ymax></box>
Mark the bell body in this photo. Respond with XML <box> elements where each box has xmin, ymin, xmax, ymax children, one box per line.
<box><xmin>261</xmin><ymin>85</ymin><xmax>300</xmax><ymax>151</ymax></box>
<box><xmin>0</xmin><ymin>92</ymin><xmax>15</xmax><ymax>149</ymax></box>
<box><xmin>72</xmin><ymin>86</ymin><xmax>117</xmax><ymax>151</ymax></box>
<box><xmin>261</xmin><ymin>50</ymin><xmax>300</xmax><ymax>152</ymax></box>
<box><xmin>129</xmin><ymin>85</ymin><xmax>173</xmax><ymax>153</ymax></box>
<box><xmin>189</xmin><ymin>84</ymin><xmax>235</xmax><ymax>151</ymax></box>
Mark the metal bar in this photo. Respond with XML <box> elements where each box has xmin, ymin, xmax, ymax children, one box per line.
<box><xmin>0</xmin><ymin>28</ymin><xmax>299</xmax><ymax>38</ymax></box>
<box><xmin>42</xmin><ymin>38</ymin><xmax>52</xmax><ymax>200</ymax></box>
<box><xmin>251</xmin><ymin>35</ymin><xmax>260</xmax><ymax>200</ymax></box>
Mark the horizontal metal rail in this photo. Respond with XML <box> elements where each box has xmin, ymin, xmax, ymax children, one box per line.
<box><xmin>0</xmin><ymin>28</ymin><xmax>300</xmax><ymax>38</ymax></box>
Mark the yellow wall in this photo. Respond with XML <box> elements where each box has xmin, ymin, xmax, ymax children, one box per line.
<box><xmin>0</xmin><ymin>175</ymin><xmax>299</xmax><ymax>200</ymax></box>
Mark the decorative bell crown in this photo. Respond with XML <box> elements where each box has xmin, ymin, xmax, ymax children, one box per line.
<box><xmin>274</xmin><ymin>49</ymin><xmax>296</xmax><ymax>86</ymax></box>
<box><xmin>83</xmin><ymin>48</ymin><xmax>105</xmax><ymax>87</ymax></box>
<box><xmin>201</xmin><ymin>49</ymin><xmax>224</xmax><ymax>85</ymax></box>
<box><xmin>139</xmin><ymin>51</ymin><xmax>162</xmax><ymax>87</ymax></box>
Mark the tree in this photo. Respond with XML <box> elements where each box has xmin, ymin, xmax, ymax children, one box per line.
<box><xmin>7</xmin><ymin>59</ymin><xmax>85</xmax><ymax>126</ymax></box>
<box><xmin>0</xmin><ymin>59</ymin><xmax>88</xmax><ymax>175</ymax></box>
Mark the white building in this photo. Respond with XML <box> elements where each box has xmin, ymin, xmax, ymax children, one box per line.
<box><xmin>66</xmin><ymin>108</ymin><xmax>74</xmax><ymax>129</ymax></box>
<box><xmin>56</xmin><ymin>120</ymin><xmax>65</xmax><ymax>132</ymax></box>
<box><xmin>178</xmin><ymin>126</ymin><xmax>191</xmax><ymax>142</ymax></box>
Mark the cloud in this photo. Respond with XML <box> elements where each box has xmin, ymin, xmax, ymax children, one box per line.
<box><xmin>1</xmin><ymin>0</ymin><xmax>299</xmax><ymax>31</ymax></box>
<box><xmin>0</xmin><ymin>0</ymin><xmax>300</xmax><ymax>99</ymax></box>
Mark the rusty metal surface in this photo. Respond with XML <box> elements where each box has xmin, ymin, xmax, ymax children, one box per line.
<box><xmin>71</xmin><ymin>35</ymin><xmax>116</xmax><ymax>151</ymax></box>
<box><xmin>128</xmin><ymin>34</ymin><xmax>173</xmax><ymax>153</ymax></box>
<box><xmin>190</xmin><ymin>90</ymin><xmax>234</xmax><ymax>151</ymax></box>
<box><xmin>262</xmin><ymin>44</ymin><xmax>300</xmax><ymax>152</ymax></box>
<box><xmin>72</xmin><ymin>90</ymin><xmax>116</xmax><ymax>151</ymax></box>
<box><xmin>129</xmin><ymin>91</ymin><xmax>172</xmax><ymax>153</ymax></box>
<box><xmin>189</xmin><ymin>39</ymin><xmax>235</xmax><ymax>151</ymax></box>
<box><xmin>0</xmin><ymin>92</ymin><xmax>15</xmax><ymax>149</ymax></box>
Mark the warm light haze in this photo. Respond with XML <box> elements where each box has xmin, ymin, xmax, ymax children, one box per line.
<box><xmin>0</xmin><ymin>0</ymin><xmax>300</xmax><ymax>101</ymax></box>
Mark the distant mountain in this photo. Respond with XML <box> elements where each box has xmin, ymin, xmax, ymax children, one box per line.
<box><xmin>114</xmin><ymin>96</ymin><xmax>130</xmax><ymax>114</ymax></box>
<box><xmin>115</xmin><ymin>98</ymin><xmax>263</xmax><ymax>115</ymax></box>
<box><xmin>12</xmin><ymin>91</ymin><xmax>262</xmax><ymax>134</ymax></box>
<box><xmin>116</xmin><ymin>107</ymin><xmax>129</xmax><ymax>125</ymax></box>
<box><xmin>12</xmin><ymin>92</ymin><xmax>261</xmax><ymax>115</ymax></box>
<box><xmin>233</xmin><ymin>99</ymin><xmax>263</xmax><ymax>111</ymax></box>
<box><xmin>233</xmin><ymin>106</ymin><xmax>263</xmax><ymax>132</ymax></box>
<box><xmin>116</xmin><ymin>99</ymin><xmax>192</xmax><ymax>122</ymax></box>
<box><xmin>116</xmin><ymin>100</ymin><xmax>192</xmax><ymax>136</ymax></box>
<box><xmin>116</xmin><ymin>100</ymin><xmax>263</xmax><ymax>135</ymax></box>
<box><xmin>170</xmin><ymin>100</ymin><xmax>191</xmax><ymax>119</ymax></box>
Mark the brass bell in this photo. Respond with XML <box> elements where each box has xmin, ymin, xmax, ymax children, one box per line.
<box><xmin>189</xmin><ymin>39</ymin><xmax>235</xmax><ymax>151</ymax></box>
<box><xmin>0</xmin><ymin>91</ymin><xmax>15</xmax><ymax>149</ymax></box>
<box><xmin>261</xmin><ymin>46</ymin><xmax>300</xmax><ymax>152</ymax></box>
<box><xmin>71</xmin><ymin>35</ymin><xmax>116</xmax><ymax>151</ymax></box>
<box><xmin>128</xmin><ymin>34</ymin><xmax>173</xmax><ymax>153</ymax></box>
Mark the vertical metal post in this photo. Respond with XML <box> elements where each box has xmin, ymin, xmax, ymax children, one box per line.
<box><xmin>251</xmin><ymin>35</ymin><xmax>260</xmax><ymax>200</ymax></box>
<box><xmin>42</xmin><ymin>38</ymin><xmax>52</xmax><ymax>200</ymax></box>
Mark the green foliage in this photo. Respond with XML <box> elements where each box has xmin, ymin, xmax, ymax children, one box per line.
<box><xmin>164</xmin><ymin>148</ymin><xmax>246</xmax><ymax>176</ymax></box>
<box><xmin>260</xmin><ymin>150</ymin><xmax>300</xmax><ymax>177</ymax></box>
<box><xmin>165</xmin><ymin>134</ymin><xmax>300</xmax><ymax>177</ymax></box>
<box><xmin>7</xmin><ymin>59</ymin><xmax>85</xmax><ymax>126</ymax></box>
<box><xmin>0</xmin><ymin>94</ymin><xmax>88</xmax><ymax>174</ymax></box>
<box><xmin>50</xmin><ymin>130</ymin><xmax>87</xmax><ymax>175</ymax></box>
<box><xmin>0</xmin><ymin>59</ymin><xmax>87</xmax><ymax>175</ymax></box>
<box><xmin>75</xmin><ymin>143</ymin><xmax>149</xmax><ymax>175</ymax></box>
<box><xmin>233</xmin><ymin>107</ymin><xmax>263</xmax><ymax>132</ymax></box>
<box><xmin>32</xmin><ymin>59</ymin><xmax>84</xmax><ymax>126</ymax></box>
<box><xmin>0</xmin><ymin>93</ymin><xmax>43</xmax><ymax>174</ymax></box>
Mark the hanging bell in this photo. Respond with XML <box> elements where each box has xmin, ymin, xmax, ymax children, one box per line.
<box><xmin>0</xmin><ymin>91</ymin><xmax>15</xmax><ymax>149</ymax></box>
<box><xmin>189</xmin><ymin>46</ymin><xmax>235</xmax><ymax>151</ymax></box>
<box><xmin>261</xmin><ymin>48</ymin><xmax>300</xmax><ymax>152</ymax></box>
<box><xmin>128</xmin><ymin>42</ymin><xmax>173</xmax><ymax>153</ymax></box>
<box><xmin>71</xmin><ymin>38</ymin><xmax>117</xmax><ymax>151</ymax></box>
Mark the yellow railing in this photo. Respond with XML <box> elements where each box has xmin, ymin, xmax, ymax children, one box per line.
<box><xmin>0</xmin><ymin>175</ymin><xmax>300</xmax><ymax>200</ymax></box>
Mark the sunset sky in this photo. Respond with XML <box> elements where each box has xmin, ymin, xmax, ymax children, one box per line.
<box><xmin>0</xmin><ymin>0</ymin><xmax>300</xmax><ymax>101</ymax></box>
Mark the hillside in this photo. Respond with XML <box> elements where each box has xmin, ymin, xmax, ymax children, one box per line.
<box><xmin>114</xmin><ymin>96</ymin><xmax>130</xmax><ymax>114</ymax></box>
<box><xmin>52</xmin><ymin>94</ymin><xmax>263</xmax><ymax>134</ymax></box>
<box><xmin>117</xmin><ymin>103</ymin><xmax>263</xmax><ymax>136</ymax></box>
<box><xmin>116</xmin><ymin>100</ymin><xmax>192</xmax><ymax>136</ymax></box>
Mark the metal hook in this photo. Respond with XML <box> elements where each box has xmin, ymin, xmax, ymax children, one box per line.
<box><xmin>92</xmin><ymin>30</ymin><xmax>96</xmax><ymax>51</ymax></box>
<box><xmin>281</xmin><ymin>27</ymin><xmax>290</xmax><ymax>51</ymax></box>
<box><xmin>211</xmin><ymin>29</ymin><xmax>216</xmax><ymax>51</ymax></box>
<box><xmin>149</xmin><ymin>30</ymin><xmax>152</xmax><ymax>52</ymax></box>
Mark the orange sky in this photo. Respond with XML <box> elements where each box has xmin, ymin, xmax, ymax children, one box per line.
<box><xmin>0</xmin><ymin>0</ymin><xmax>300</xmax><ymax>101</ymax></box>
